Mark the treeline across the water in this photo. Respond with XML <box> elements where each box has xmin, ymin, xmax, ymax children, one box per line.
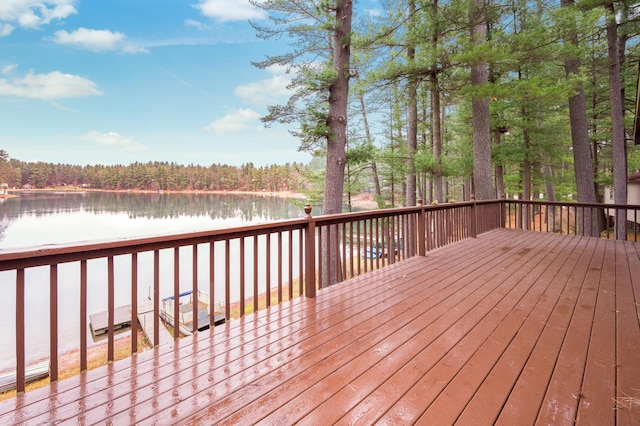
<box><xmin>2</xmin><ymin>159</ymin><xmax>308</xmax><ymax>192</ymax></box>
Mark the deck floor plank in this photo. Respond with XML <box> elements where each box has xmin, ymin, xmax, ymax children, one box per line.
<box><xmin>1</xmin><ymin>229</ymin><xmax>639</xmax><ymax>426</ymax></box>
<box><xmin>373</xmin><ymin>233</ymin><xmax>580</xmax><ymax>426</ymax></box>
<box><xmin>495</xmin><ymin>237</ymin><xmax>601</xmax><ymax>425</ymax></box>
<box><xmin>417</xmin><ymin>234</ymin><xmax>585</xmax><ymax>425</ymax></box>
<box><xmin>533</xmin><ymin>237</ymin><xmax>606</xmax><ymax>425</ymax></box>
<box><xmin>330</xmin><ymin>229</ymin><xmax>569</xmax><ymax>426</ymax></box>
<box><xmin>615</xmin><ymin>241</ymin><xmax>640</xmax><ymax>426</ymax></box>
<box><xmin>576</xmin><ymin>239</ymin><xmax>617</xmax><ymax>425</ymax></box>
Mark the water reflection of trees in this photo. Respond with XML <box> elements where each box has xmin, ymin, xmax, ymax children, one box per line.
<box><xmin>0</xmin><ymin>192</ymin><xmax>306</xmax><ymax>225</ymax></box>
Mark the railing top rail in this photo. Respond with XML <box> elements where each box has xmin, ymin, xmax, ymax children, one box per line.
<box><xmin>0</xmin><ymin>217</ymin><xmax>311</xmax><ymax>270</ymax></box>
<box><xmin>307</xmin><ymin>199</ymin><xmax>504</xmax><ymax>227</ymax></box>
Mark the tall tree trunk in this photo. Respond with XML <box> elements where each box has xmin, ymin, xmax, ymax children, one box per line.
<box><xmin>542</xmin><ymin>160</ymin><xmax>559</xmax><ymax>232</ymax></box>
<box><xmin>321</xmin><ymin>0</ymin><xmax>352</xmax><ymax>287</ymax></box>
<box><xmin>560</xmin><ymin>0</ymin><xmax>599</xmax><ymax>236</ymax></box>
<box><xmin>493</xmin><ymin>128</ymin><xmax>504</xmax><ymax>197</ymax></box>
<box><xmin>392</xmin><ymin>85</ymin><xmax>404</xmax><ymax>208</ymax></box>
<box><xmin>606</xmin><ymin>3</ymin><xmax>627</xmax><ymax>240</ymax></box>
<box><xmin>430</xmin><ymin>0</ymin><xmax>444</xmax><ymax>203</ymax></box>
<box><xmin>470</xmin><ymin>0</ymin><xmax>493</xmax><ymax>200</ymax></box>
<box><xmin>406</xmin><ymin>0</ymin><xmax>418</xmax><ymax>206</ymax></box>
<box><xmin>421</xmin><ymin>96</ymin><xmax>429</xmax><ymax>203</ymax></box>
<box><xmin>590</xmin><ymin>60</ymin><xmax>601</xmax><ymax>202</ymax></box>
<box><xmin>323</xmin><ymin>0</ymin><xmax>352</xmax><ymax>215</ymax></box>
<box><xmin>521</xmin><ymin>92</ymin><xmax>531</xmax><ymax>229</ymax></box>
<box><xmin>359</xmin><ymin>93</ymin><xmax>382</xmax><ymax>199</ymax></box>
<box><xmin>432</xmin><ymin>74</ymin><xmax>443</xmax><ymax>203</ymax></box>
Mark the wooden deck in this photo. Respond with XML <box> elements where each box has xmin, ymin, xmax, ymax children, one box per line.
<box><xmin>1</xmin><ymin>228</ymin><xmax>639</xmax><ymax>425</ymax></box>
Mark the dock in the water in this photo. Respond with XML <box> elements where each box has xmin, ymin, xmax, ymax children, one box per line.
<box><xmin>89</xmin><ymin>300</ymin><xmax>173</xmax><ymax>347</ymax></box>
<box><xmin>89</xmin><ymin>306</ymin><xmax>133</xmax><ymax>337</ymax></box>
<box><xmin>137</xmin><ymin>300</ymin><xmax>173</xmax><ymax>346</ymax></box>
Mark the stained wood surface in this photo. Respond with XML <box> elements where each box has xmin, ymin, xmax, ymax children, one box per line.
<box><xmin>1</xmin><ymin>229</ymin><xmax>639</xmax><ymax>425</ymax></box>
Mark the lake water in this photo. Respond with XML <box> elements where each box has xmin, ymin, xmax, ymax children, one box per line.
<box><xmin>0</xmin><ymin>191</ymin><xmax>311</xmax><ymax>248</ymax></box>
<box><xmin>0</xmin><ymin>191</ymin><xmax>314</xmax><ymax>371</ymax></box>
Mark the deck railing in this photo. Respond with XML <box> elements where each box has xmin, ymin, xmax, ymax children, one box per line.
<box><xmin>505</xmin><ymin>199</ymin><xmax>640</xmax><ymax>240</ymax></box>
<box><xmin>4</xmin><ymin>197</ymin><xmax>638</xmax><ymax>395</ymax></box>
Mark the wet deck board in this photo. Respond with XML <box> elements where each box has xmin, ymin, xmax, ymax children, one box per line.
<box><xmin>1</xmin><ymin>229</ymin><xmax>639</xmax><ymax>425</ymax></box>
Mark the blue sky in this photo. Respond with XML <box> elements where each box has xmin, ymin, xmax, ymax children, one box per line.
<box><xmin>0</xmin><ymin>0</ymin><xmax>324</xmax><ymax>167</ymax></box>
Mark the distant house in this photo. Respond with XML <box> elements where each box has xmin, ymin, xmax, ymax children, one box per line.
<box><xmin>629</xmin><ymin>172</ymin><xmax>640</xmax><ymax>205</ymax></box>
<box><xmin>604</xmin><ymin>172</ymin><xmax>640</xmax><ymax>226</ymax></box>
<box><xmin>605</xmin><ymin>172</ymin><xmax>640</xmax><ymax>203</ymax></box>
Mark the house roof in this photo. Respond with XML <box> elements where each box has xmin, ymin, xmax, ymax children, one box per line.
<box><xmin>629</xmin><ymin>172</ymin><xmax>640</xmax><ymax>183</ymax></box>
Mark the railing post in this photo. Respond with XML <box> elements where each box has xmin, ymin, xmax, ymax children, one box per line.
<box><xmin>470</xmin><ymin>195</ymin><xmax>477</xmax><ymax>238</ymax></box>
<box><xmin>16</xmin><ymin>269</ymin><xmax>25</xmax><ymax>394</ymax></box>
<box><xmin>418</xmin><ymin>198</ymin><xmax>426</xmax><ymax>256</ymax></box>
<box><xmin>500</xmin><ymin>194</ymin><xmax>506</xmax><ymax>229</ymax></box>
<box><xmin>304</xmin><ymin>204</ymin><xmax>316</xmax><ymax>298</ymax></box>
<box><xmin>50</xmin><ymin>264</ymin><xmax>58</xmax><ymax>381</ymax></box>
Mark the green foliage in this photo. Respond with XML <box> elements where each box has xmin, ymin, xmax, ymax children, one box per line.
<box><xmin>345</xmin><ymin>142</ymin><xmax>374</xmax><ymax>165</ymax></box>
<box><xmin>2</xmin><ymin>154</ymin><xmax>308</xmax><ymax>193</ymax></box>
<box><xmin>299</xmin><ymin>155</ymin><xmax>326</xmax><ymax>203</ymax></box>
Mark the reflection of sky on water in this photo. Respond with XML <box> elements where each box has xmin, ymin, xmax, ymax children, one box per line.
<box><xmin>0</xmin><ymin>191</ymin><xmax>312</xmax><ymax>371</ymax></box>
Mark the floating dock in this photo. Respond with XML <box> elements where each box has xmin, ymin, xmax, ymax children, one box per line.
<box><xmin>89</xmin><ymin>306</ymin><xmax>133</xmax><ymax>337</ymax></box>
<box><xmin>161</xmin><ymin>291</ymin><xmax>225</xmax><ymax>334</ymax></box>
<box><xmin>137</xmin><ymin>299</ymin><xmax>173</xmax><ymax>346</ymax></box>
<box><xmin>89</xmin><ymin>300</ymin><xmax>173</xmax><ymax>346</ymax></box>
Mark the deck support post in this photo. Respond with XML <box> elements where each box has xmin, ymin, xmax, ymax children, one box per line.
<box><xmin>470</xmin><ymin>195</ymin><xmax>477</xmax><ymax>238</ymax></box>
<box><xmin>50</xmin><ymin>264</ymin><xmax>59</xmax><ymax>380</ymax></box>
<box><xmin>417</xmin><ymin>199</ymin><xmax>426</xmax><ymax>256</ymax></box>
<box><xmin>16</xmin><ymin>269</ymin><xmax>25</xmax><ymax>394</ymax></box>
<box><xmin>304</xmin><ymin>204</ymin><xmax>316</xmax><ymax>298</ymax></box>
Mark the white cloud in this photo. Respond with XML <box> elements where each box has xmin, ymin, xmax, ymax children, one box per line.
<box><xmin>0</xmin><ymin>23</ymin><xmax>13</xmax><ymax>37</ymax></box>
<box><xmin>205</xmin><ymin>108</ymin><xmax>261</xmax><ymax>133</ymax></box>
<box><xmin>194</xmin><ymin>0</ymin><xmax>266</xmax><ymax>22</ymax></box>
<box><xmin>0</xmin><ymin>0</ymin><xmax>77</xmax><ymax>30</ymax></box>
<box><xmin>1</xmin><ymin>64</ymin><xmax>17</xmax><ymax>75</ymax></box>
<box><xmin>81</xmin><ymin>130</ymin><xmax>146</xmax><ymax>151</ymax></box>
<box><xmin>234</xmin><ymin>65</ymin><xmax>293</xmax><ymax>106</ymax></box>
<box><xmin>0</xmin><ymin>70</ymin><xmax>102</xmax><ymax>99</ymax></box>
<box><xmin>184</xmin><ymin>19</ymin><xmax>211</xmax><ymax>31</ymax></box>
<box><xmin>366</xmin><ymin>9</ymin><xmax>382</xmax><ymax>17</ymax></box>
<box><xmin>52</xmin><ymin>28</ymin><xmax>147</xmax><ymax>53</ymax></box>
